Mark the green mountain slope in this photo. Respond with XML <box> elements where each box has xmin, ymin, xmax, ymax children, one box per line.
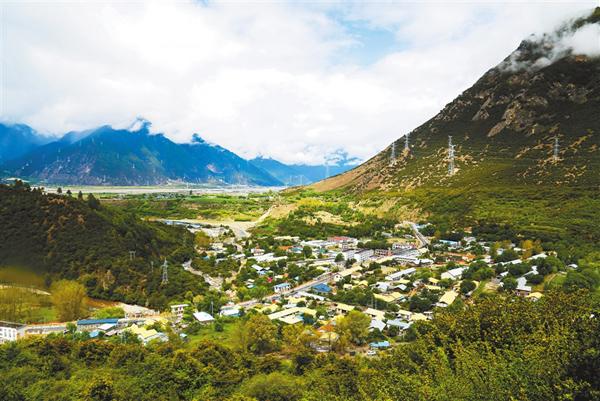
<box><xmin>313</xmin><ymin>10</ymin><xmax>600</xmax><ymax>255</ymax></box>
<box><xmin>0</xmin><ymin>183</ymin><xmax>205</xmax><ymax>308</ymax></box>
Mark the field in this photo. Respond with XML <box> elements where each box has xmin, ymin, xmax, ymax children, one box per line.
<box><xmin>185</xmin><ymin>319</ymin><xmax>241</xmax><ymax>349</ymax></box>
<box><xmin>101</xmin><ymin>192</ymin><xmax>278</xmax><ymax>221</ymax></box>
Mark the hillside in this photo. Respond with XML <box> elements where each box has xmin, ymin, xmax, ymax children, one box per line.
<box><xmin>1</xmin><ymin>120</ymin><xmax>282</xmax><ymax>186</ymax></box>
<box><xmin>0</xmin><ymin>182</ymin><xmax>205</xmax><ymax>308</ymax></box>
<box><xmin>312</xmin><ymin>10</ymin><xmax>600</xmax><ymax>252</ymax></box>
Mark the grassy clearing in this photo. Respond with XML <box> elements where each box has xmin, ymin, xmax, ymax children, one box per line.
<box><xmin>185</xmin><ymin>320</ymin><xmax>241</xmax><ymax>349</ymax></box>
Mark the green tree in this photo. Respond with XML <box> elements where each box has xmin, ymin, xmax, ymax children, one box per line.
<box><xmin>501</xmin><ymin>276</ymin><xmax>517</xmax><ymax>292</ymax></box>
<box><xmin>87</xmin><ymin>194</ymin><xmax>101</xmax><ymax>210</ymax></box>
<box><xmin>237</xmin><ymin>314</ymin><xmax>279</xmax><ymax>355</ymax></box>
<box><xmin>459</xmin><ymin>280</ymin><xmax>476</xmax><ymax>294</ymax></box>
<box><xmin>50</xmin><ymin>280</ymin><xmax>87</xmax><ymax>321</ymax></box>
<box><xmin>302</xmin><ymin>246</ymin><xmax>312</xmax><ymax>258</ymax></box>
<box><xmin>337</xmin><ymin>310</ymin><xmax>370</xmax><ymax>345</ymax></box>
<box><xmin>93</xmin><ymin>306</ymin><xmax>125</xmax><ymax>319</ymax></box>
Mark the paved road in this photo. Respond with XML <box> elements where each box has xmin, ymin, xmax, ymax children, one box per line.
<box><xmin>408</xmin><ymin>222</ymin><xmax>430</xmax><ymax>247</ymax></box>
<box><xmin>182</xmin><ymin>260</ymin><xmax>222</xmax><ymax>290</ymax></box>
<box><xmin>235</xmin><ymin>272</ymin><xmax>334</xmax><ymax>309</ymax></box>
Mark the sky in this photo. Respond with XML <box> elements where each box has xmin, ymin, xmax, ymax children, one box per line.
<box><xmin>0</xmin><ymin>0</ymin><xmax>597</xmax><ymax>165</ymax></box>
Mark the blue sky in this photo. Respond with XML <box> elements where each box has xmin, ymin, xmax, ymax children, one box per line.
<box><xmin>1</xmin><ymin>0</ymin><xmax>597</xmax><ymax>164</ymax></box>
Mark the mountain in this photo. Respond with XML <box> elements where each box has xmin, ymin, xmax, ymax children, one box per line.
<box><xmin>1</xmin><ymin>120</ymin><xmax>282</xmax><ymax>186</ymax></box>
<box><xmin>312</xmin><ymin>9</ymin><xmax>600</xmax><ymax>251</ymax></box>
<box><xmin>250</xmin><ymin>156</ymin><xmax>355</xmax><ymax>186</ymax></box>
<box><xmin>0</xmin><ymin>123</ymin><xmax>51</xmax><ymax>164</ymax></box>
<box><xmin>0</xmin><ymin>182</ymin><xmax>205</xmax><ymax>308</ymax></box>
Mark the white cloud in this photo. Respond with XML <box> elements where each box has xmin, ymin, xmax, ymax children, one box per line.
<box><xmin>0</xmin><ymin>0</ymin><xmax>597</xmax><ymax>164</ymax></box>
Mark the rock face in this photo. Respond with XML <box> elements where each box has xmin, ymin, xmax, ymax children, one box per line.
<box><xmin>313</xmin><ymin>9</ymin><xmax>600</xmax><ymax>193</ymax></box>
<box><xmin>1</xmin><ymin>121</ymin><xmax>282</xmax><ymax>186</ymax></box>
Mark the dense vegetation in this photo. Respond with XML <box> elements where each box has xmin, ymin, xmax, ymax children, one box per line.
<box><xmin>1</xmin><ymin>291</ymin><xmax>598</xmax><ymax>400</ymax></box>
<box><xmin>0</xmin><ymin>182</ymin><xmax>205</xmax><ymax>308</ymax></box>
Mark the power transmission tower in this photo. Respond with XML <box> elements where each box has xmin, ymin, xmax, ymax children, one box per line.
<box><xmin>161</xmin><ymin>260</ymin><xmax>169</xmax><ymax>285</ymax></box>
<box><xmin>390</xmin><ymin>141</ymin><xmax>396</xmax><ymax>165</ymax></box>
<box><xmin>129</xmin><ymin>250</ymin><xmax>136</xmax><ymax>261</ymax></box>
<box><xmin>448</xmin><ymin>136</ymin><xmax>456</xmax><ymax>176</ymax></box>
<box><xmin>553</xmin><ymin>136</ymin><xmax>559</xmax><ymax>163</ymax></box>
<box><xmin>405</xmin><ymin>133</ymin><xmax>410</xmax><ymax>152</ymax></box>
<box><xmin>150</xmin><ymin>261</ymin><xmax>154</xmax><ymax>273</ymax></box>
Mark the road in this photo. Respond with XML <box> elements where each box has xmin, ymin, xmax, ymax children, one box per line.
<box><xmin>234</xmin><ymin>272</ymin><xmax>335</xmax><ymax>309</ymax></box>
<box><xmin>407</xmin><ymin>221</ymin><xmax>430</xmax><ymax>247</ymax></box>
<box><xmin>182</xmin><ymin>260</ymin><xmax>222</xmax><ymax>290</ymax></box>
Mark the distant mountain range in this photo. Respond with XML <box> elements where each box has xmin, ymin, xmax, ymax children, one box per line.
<box><xmin>0</xmin><ymin>119</ymin><xmax>359</xmax><ymax>187</ymax></box>
<box><xmin>0</xmin><ymin>124</ymin><xmax>51</xmax><ymax>164</ymax></box>
<box><xmin>249</xmin><ymin>156</ymin><xmax>355</xmax><ymax>186</ymax></box>
<box><xmin>0</xmin><ymin>119</ymin><xmax>287</xmax><ymax>186</ymax></box>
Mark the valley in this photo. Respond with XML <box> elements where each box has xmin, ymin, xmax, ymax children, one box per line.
<box><xmin>1</xmin><ymin>6</ymin><xmax>599</xmax><ymax>401</ymax></box>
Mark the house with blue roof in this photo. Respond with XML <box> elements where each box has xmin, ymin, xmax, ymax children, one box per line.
<box><xmin>274</xmin><ymin>282</ymin><xmax>291</xmax><ymax>293</ymax></box>
<box><xmin>76</xmin><ymin>318</ymin><xmax>119</xmax><ymax>332</ymax></box>
<box><xmin>369</xmin><ymin>340</ymin><xmax>390</xmax><ymax>349</ymax></box>
<box><xmin>312</xmin><ymin>283</ymin><xmax>332</xmax><ymax>294</ymax></box>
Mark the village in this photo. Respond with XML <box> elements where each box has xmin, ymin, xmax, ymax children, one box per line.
<box><xmin>0</xmin><ymin>220</ymin><xmax>565</xmax><ymax>355</ymax></box>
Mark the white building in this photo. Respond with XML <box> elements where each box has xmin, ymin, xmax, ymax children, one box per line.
<box><xmin>170</xmin><ymin>304</ymin><xmax>189</xmax><ymax>320</ymax></box>
<box><xmin>274</xmin><ymin>282</ymin><xmax>292</xmax><ymax>293</ymax></box>
<box><xmin>193</xmin><ymin>311</ymin><xmax>215</xmax><ymax>324</ymax></box>
<box><xmin>441</xmin><ymin>267</ymin><xmax>466</xmax><ymax>281</ymax></box>
<box><xmin>385</xmin><ymin>267</ymin><xmax>417</xmax><ymax>281</ymax></box>
<box><xmin>0</xmin><ymin>321</ymin><xmax>25</xmax><ymax>343</ymax></box>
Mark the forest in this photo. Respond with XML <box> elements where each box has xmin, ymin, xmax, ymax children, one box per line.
<box><xmin>0</xmin><ymin>290</ymin><xmax>598</xmax><ymax>401</ymax></box>
<box><xmin>0</xmin><ymin>182</ymin><xmax>205</xmax><ymax>308</ymax></box>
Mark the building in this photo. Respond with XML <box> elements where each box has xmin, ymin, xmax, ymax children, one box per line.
<box><xmin>220</xmin><ymin>306</ymin><xmax>241</xmax><ymax>317</ymax></box>
<box><xmin>386</xmin><ymin>319</ymin><xmax>412</xmax><ymax>332</ymax></box>
<box><xmin>274</xmin><ymin>282</ymin><xmax>292</xmax><ymax>293</ymax></box>
<box><xmin>193</xmin><ymin>311</ymin><xmax>215</xmax><ymax>324</ymax></box>
<box><xmin>0</xmin><ymin>321</ymin><xmax>25</xmax><ymax>343</ymax></box>
<box><xmin>328</xmin><ymin>236</ymin><xmax>358</xmax><ymax>250</ymax></box>
<box><xmin>170</xmin><ymin>304</ymin><xmax>189</xmax><ymax>320</ymax></box>
<box><xmin>385</xmin><ymin>267</ymin><xmax>417</xmax><ymax>281</ymax></box>
<box><xmin>127</xmin><ymin>324</ymin><xmax>168</xmax><ymax>345</ymax></box>
<box><xmin>516</xmin><ymin>277</ymin><xmax>532</xmax><ymax>296</ymax></box>
<box><xmin>268</xmin><ymin>307</ymin><xmax>317</xmax><ymax>324</ymax></box>
<box><xmin>441</xmin><ymin>267</ymin><xmax>466</xmax><ymax>281</ymax></box>
<box><xmin>334</xmin><ymin>303</ymin><xmax>355</xmax><ymax>315</ymax></box>
<box><xmin>364</xmin><ymin>308</ymin><xmax>386</xmax><ymax>321</ymax></box>
<box><xmin>369</xmin><ymin>319</ymin><xmax>386</xmax><ymax>332</ymax></box>
<box><xmin>355</xmin><ymin>249</ymin><xmax>374</xmax><ymax>263</ymax></box>
<box><xmin>22</xmin><ymin>323</ymin><xmax>67</xmax><ymax>337</ymax></box>
<box><xmin>76</xmin><ymin>318</ymin><xmax>120</xmax><ymax>332</ymax></box>
<box><xmin>369</xmin><ymin>340</ymin><xmax>390</xmax><ymax>349</ymax></box>
<box><xmin>312</xmin><ymin>283</ymin><xmax>332</xmax><ymax>294</ymax></box>
<box><xmin>436</xmin><ymin>291</ymin><xmax>459</xmax><ymax>308</ymax></box>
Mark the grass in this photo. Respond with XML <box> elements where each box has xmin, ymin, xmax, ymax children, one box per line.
<box><xmin>186</xmin><ymin>320</ymin><xmax>240</xmax><ymax>349</ymax></box>
<box><xmin>103</xmin><ymin>193</ymin><xmax>277</xmax><ymax>221</ymax></box>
